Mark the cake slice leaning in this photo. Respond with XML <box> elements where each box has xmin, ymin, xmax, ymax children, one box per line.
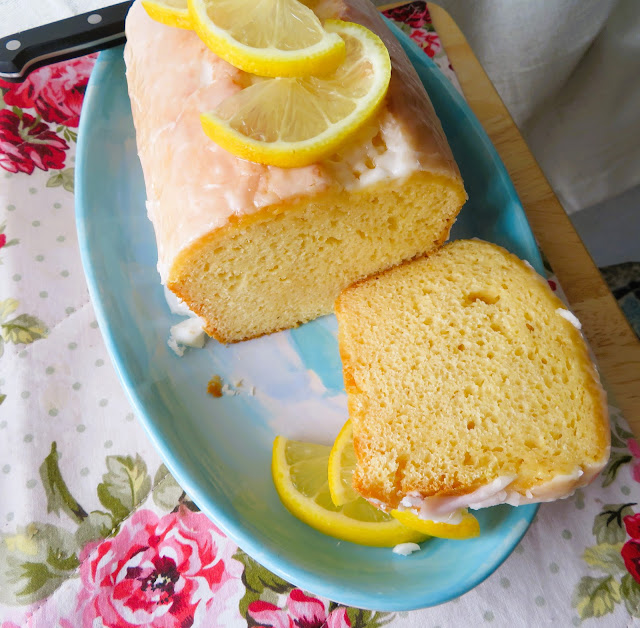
<box><xmin>335</xmin><ymin>239</ymin><xmax>610</xmax><ymax>518</ymax></box>
<box><xmin>124</xmin><ymin>0</ymin><xmax>466</xmax><ymax>343</ymax></box>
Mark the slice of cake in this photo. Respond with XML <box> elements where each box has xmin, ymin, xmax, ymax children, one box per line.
<box><xmin>335</xmin><ymin>239</ymin><xmax>610</xmax><ymax>517</ymax></box>
<box><xmin>124</xmin><ymin>0</ymin><xmax>466</xmax><ymax>343</ymax></box>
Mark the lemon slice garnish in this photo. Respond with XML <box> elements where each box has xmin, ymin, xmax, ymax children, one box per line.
<box><xmin>272</xmin><ymin>436</ymin><xmax>427</xmax><ymax>547</ymax></box>
<box><xmin>390</xmin><ymin>509</ymin><xmax>480</xmax><ymax>540</ymax></box>
<box><xmin>200</xmin><ymin>19</ymin><xmax>391</xmax><ymax>168</ymax></box>
<box><xmin>328</xmin><ymin>420</ymin><xmax>481</xmax><ymax>541</ymax></box>
<box><xmin>188</xmin><ymin>0</ymin><xmax>346</xmax><ymax>77</ymax></box>
<box><xmin>328</xmin><ymin>418</ymin><xmax>359</xmax><ymax>506</ymax></box>
<box><xmin>142</xmin><ymin>0</ymin><xmax>192</xmax><ymax>29</ymax></box>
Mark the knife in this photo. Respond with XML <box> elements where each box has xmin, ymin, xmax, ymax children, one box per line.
<box><xmin>0</xmin><ymin>1</ymin><xmax>134</xmax><ymax>83</ymax></box>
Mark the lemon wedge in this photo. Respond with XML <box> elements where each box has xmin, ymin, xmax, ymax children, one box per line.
<box><xmin>272</xmin><ymin>436</ymin><xmax>427</xmax><ymax>547</ymax></box>
<box><xmin>142</xmin><ymin>0</ymin><xmax>192</xmax><ymax>29</ymax></box>
<box><xmin>328</xmin><ymin>420</ymin><xmax>481</xmax><ymax>540</ymax></box>
<box><xmin>188</xmin><ymin>0</ymin><xmax>345</xmax><ymax>77</ymax></box>
<box><xmin>200</xmin><ymin>19</ymin><xmax>391</xmax><ymax>168</ymax></box>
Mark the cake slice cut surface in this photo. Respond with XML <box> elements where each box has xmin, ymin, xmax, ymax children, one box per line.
<box><xmin>335</xmin><ymin>239</ymin><xmax>610</xmax><ymax>516</ymax></box>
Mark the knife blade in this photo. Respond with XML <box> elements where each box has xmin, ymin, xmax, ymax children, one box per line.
<box><xmin>0</xmin><ymin>1</ymin><xmax>134</xmax><ymax>83</ymax></box>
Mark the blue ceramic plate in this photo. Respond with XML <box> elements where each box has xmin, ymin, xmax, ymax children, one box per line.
<box><xmin>76</xmin><ymin>26</ymin><xmax>541</xmax><ymax>611</ymax></box>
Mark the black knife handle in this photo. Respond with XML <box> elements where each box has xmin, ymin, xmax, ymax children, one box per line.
<box><xmin>0</xmin><ymin>1</ymin><xmax>134</xmax><ymax>82</ymax></box>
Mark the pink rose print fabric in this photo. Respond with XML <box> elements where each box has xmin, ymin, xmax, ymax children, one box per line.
<box><xmin>383</xmin><ymin>1</ymin><xmax>440</xmax><ymax>58</ymax></box>
<box><xmin>75</xmin><ymin>508</ymin><xmax>245</xmax><ymax>628</ymax></box>
<box><xmin>623</xmin><ymin>513</ymin><xmax>640</xmax><ymax>584</ymax></box>
<box><xmin>248</xmin><ymin>589</ymin><xmax>351</xmax><ymax>628</ymax></box>
<box><xmin>0</xmin><ymin>110</ymin><xmax>69</xmax><ymax>174</ymax></box>
<box><xmin>1</xmin><ymin>55</ymin><xmax>95</xmax><ymax>128</ymax></box>
<box><xmin>0</xmin><ymin>54</ymin><xmax>95</xmax><ymax>175</ymax></box>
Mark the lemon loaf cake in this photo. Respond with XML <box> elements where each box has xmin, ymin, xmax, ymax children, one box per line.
<box><xmin>335</xmin><ymin>239</ymin><xmax>610</xmax><ymax>518</ymax></box>
<box><xmin>124</xmin><ymin>0</ymin><xmax>466</xmax><ymax>343</ymax></box>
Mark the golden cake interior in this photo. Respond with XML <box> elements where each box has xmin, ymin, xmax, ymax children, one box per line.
<box><xmin>335</xmin><ymin>240</ymin><xmax>610</xmax><ymax>508</ymax></box>
<box><xmin>169</xmin><ymin>170</ymin><xmax>465</xmax><ymax>343</ymax></box>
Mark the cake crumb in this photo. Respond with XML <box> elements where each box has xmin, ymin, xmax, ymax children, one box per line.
<box><xmin>234</xmin><ymin>379</ymin><xmax>244</xmax><ymax>388</ymax></box>
<box><xmin>207</xmin><ymin>375</ymin><xmax>223</xmax><ymax>398</ymax></box>
<box><xmin>221</xmin><ymin>384</ymin><xmax>239</xmax><ymax>396</ymax></box>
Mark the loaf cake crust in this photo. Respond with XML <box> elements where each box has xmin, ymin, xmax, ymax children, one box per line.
<box><xmin>335</xmin><ymin>240</ymin><xmax>610</xmax><ymax>516</ymax></box>
<box><xmin>124</xmin><ymin>0</ymin><xmax>467</xmax><ymax>342</ymax></box>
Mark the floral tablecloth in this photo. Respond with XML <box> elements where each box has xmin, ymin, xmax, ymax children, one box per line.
<box><xmin>1</xmin><ymin>2</ymin><xmax>640</xmax><ymax>626</ymax></box>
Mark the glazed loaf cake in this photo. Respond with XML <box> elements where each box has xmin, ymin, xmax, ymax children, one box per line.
<box><xmin>335</xmin><ymin>239</ymin><xmax>610</xmax><ymax>517</ymax></box>
<box><xmin>124</xmin><ymin>0</ymin><xmax>466</xmax><ymax>343</ymax></box>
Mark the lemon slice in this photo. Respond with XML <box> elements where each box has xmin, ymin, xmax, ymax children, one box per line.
<box><xmin>390</xmin><ymin>509</ymin><xmax>480</xmax><ymax>540</ymax></box>
<box><xmin>328</xmin><ymin>418</ymin><xmax>359</xmax><ymax>506</ymax></box>
<box><xmin>142</xmin><ymin>0</ymin><xmax>192</xmax><ymax>29</ymax></box>
<box><xmin>328</xmin><ymin>420</ymin><xmax>481</xmax><ymax>540</ymax></box>
<box><xmin>200</xmin><ymin>19</ymin><xmax>391</xmax><ymax>168</ymax></box>
<box><xmin>188</xmin><ymin>0</ymin><xmax>345</xmax><ymax>77</ymax></box>
<box><xmin>272</xmin><ymin>436</ymin><xmax>428</xmax><ymax>547</ymax></box>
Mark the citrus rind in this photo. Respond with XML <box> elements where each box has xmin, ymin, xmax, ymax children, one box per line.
<box><xmin>188</xmin><ymin>0</ymin><xmax>346</xmax><ymax>77</ymax></box>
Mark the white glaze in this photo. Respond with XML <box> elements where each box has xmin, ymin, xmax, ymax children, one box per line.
<box><xmin>168</xmin><ymin>317</ymin><xmax>207</xmax><ymax>356</ymax></box>
<box><xmin>556</xmin><ymin>308</ymin><xmax>582</xmax><ymax>330</ymax></box>
<box><xmin>392</xmin><ymin>542</ymin><xmax>421</xmax><ymax>556</ymax></box>
<box><xmin>165</xmin><ymin>287</ymin><xmax>207</xmax><ymax>355</ymax></box>
<box><xmin>393</xmin><ymin>463</ymin><xmax>608</xmax><ymax>517</ymax></box>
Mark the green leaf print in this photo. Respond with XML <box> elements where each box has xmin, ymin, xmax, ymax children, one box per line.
<box><xmin>344</xmin><ymin>608</ymin><xmax>395</xmax><ymax>628</ymax></box>
<box><xmin>621</xmin><ymin>574</ymin><xmax>640</xmax><ymax>617</ymax></box>
<box><xmin>75</xmin><ymin>511</ymin><xmax>114</xmax><ymax>547</ymax></box>
<box><xmin>602</xmin><ymin>452</ymin><xmax>634</xmax><ymax>487</ymax></box>
<box><xmin>62</xmin><ymin>126</ymin><xmax>78</xmax><ymax>143</ymax></box>
<box><xmin>46</xmin><ymin>167</ymin><xmax>74</xmax><ymax>193</ymax></box>
<box><xmin>0</xmin><ymin>393</ymin><xmax>5</xmax><ymax>405</ymax></box>
<box><xmin>593</xmin><ymin>504</ymin><xmax>637</xmax><ymax>544</ymax></box>
<box><xmin>40</xmin><ymin>442</ymin><xmax>88</xmax><ymax>524</ymax></box>
<box><xmin>583</xmin><ymin>543</ymin><xmax>626</xmax><ymax>575</ymax></box>
<box><xmin>235</xmin><ymin>549</ymin><xmax>292</xmax><ymax>625</ymax></box>
<box><xmin>609</xmin><ymin>429</ymin><xmax>627</xmax><ymax>450</ymax></box>
<box><xmin>0</xmin><ymin>523</ymin><xmax>79</xmax><ymax>605</ymax></box>
<box><xmin>2</xmin><ymin>314</ymin><xmax>48</xmax><ymax>344</ymax></box>
<box><xmin>573</xmin><ymin>575</ymin><xmax>621</xmax><ymax>619</ymax></box>
<box><xmin>152</xmin><ymin>464</ymin><xmax>184</xmax><ymax>511</ymax></box>
<box><xmin>0</xmin><ymin>221</ymin><xmax>19</xmax><ymax>250</ymax></box>
<box><xmin>615</xmin><ymin>421</ymin><xmax>635</xmax><ymax>443</ymax></box>
<box><xmin>97</xmin><ymin>454</ymin><xmax>151</xmax><ymax>523</ymax></box>
<box><xmin>0</xmin><ymin>299</ymin><xmax>48</xmax><ymax>348</ymax></box>
<box><xmin>0</xmin><ymin>298</ymin><xmax>19</xmax><ymax>322</ymax></box>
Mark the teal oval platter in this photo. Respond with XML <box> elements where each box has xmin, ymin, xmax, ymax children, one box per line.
<box><xmin>76</xmin><ymin>24</ymin><xmax>541</xmax><ymax>612</ymax></box>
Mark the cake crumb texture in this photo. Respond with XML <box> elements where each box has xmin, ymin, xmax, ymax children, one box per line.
<box><xmin>335</xmin><ymin>239</ymin><xmax>610</xmax><ymax>509</ymax></box>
